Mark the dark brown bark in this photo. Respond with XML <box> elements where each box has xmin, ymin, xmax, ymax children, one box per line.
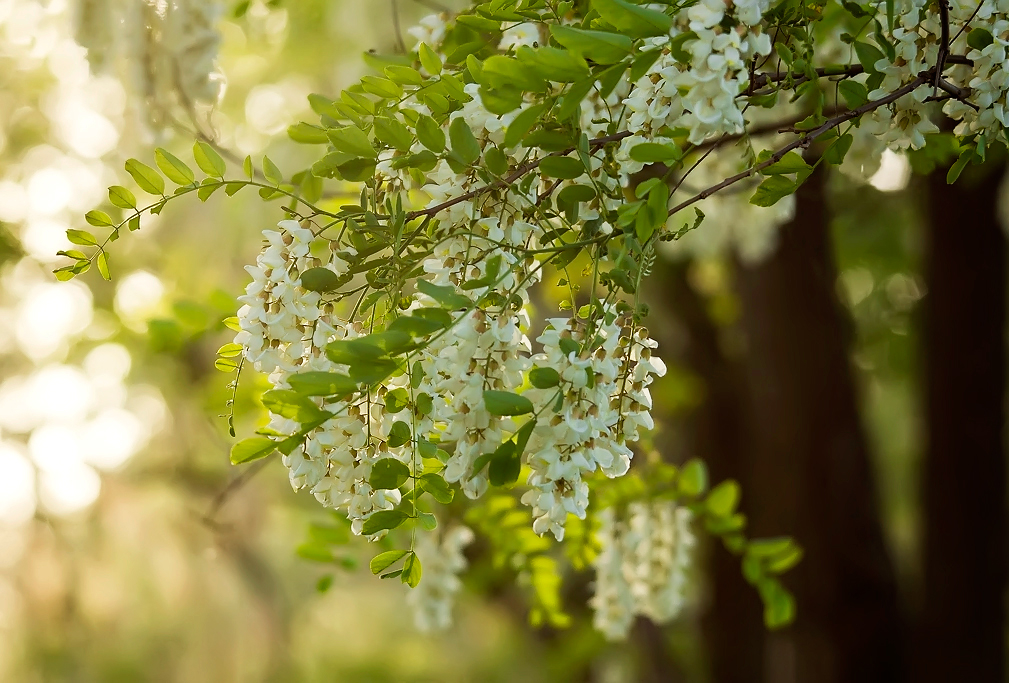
<box><xmin>916</xmin><ymin>163</ymin><xmax>1007</xmax><ymax>683</ymax></box>
<box><xmin>648</xmin><ymin>261</ymin><xmax>766</xmax><ymax>683</ymax></box>
<box><xmin>733</xmin><ymin>170</ymin><xmax>906</xmax><ymax>683</ymax></box>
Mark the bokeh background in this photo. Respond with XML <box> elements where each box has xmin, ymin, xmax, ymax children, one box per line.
<box><xmin>0</xmin><ymin>1</ymin><xmax>1004</xmax><ymax>681</ymax></box>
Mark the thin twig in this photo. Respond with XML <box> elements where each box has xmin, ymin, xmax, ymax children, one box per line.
<box><xmin>403</xmin><ymin>131</ymin><xmax>633</xmax><ymax>220</ymax></box>
<box><xmin>667</xmin><ymin>74</ymin><xmax>929</xmax><ymax>218</ymax></box>
<box><xmin>391</xmin><ymin>0</ymin><xmax>408</xmax><ymax>54</ymax></box>
<box><xmin>749</xmin><ymin>64</ymin><xmax>866</xmax><ymax>92</ymax></box>
<box><xmin>934</xmin><ymin>0</ymin><xmax>951</xmax><ymax>93</ymax></box>
<box><xmin>951</xmin><ymin>0</ymin><xmax>985</xmax><ymax>43</ymax></box>
<box><xmin>202</xmin><ymin>457</ymin><xmax>273</xmax><ymax>527</ymax></box>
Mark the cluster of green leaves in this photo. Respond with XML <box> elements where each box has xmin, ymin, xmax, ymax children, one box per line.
<box><xmin>54</xmin><ymin>141</ymin><xmax>328</xmax><ymax>281</ymax></box>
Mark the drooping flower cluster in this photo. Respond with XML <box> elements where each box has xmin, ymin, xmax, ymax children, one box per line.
<box><xmin>235</xmin><ymin>220</ymin><xmax>412</xmax><ymax>536</ymax></box>
<box><xmin>74</xmin><ymin>0</ymin><xmax>225</xmax><ymax>127</ymax></box>
<box><xmin>406</xmin><ymin>525</ymin><xmax>474</xmax><ymax>631</ymax></box>
<box><xmin>521</xmin><ymin>311</ymin><xmax>667</xmax><ymax>541</ymax></box>
<box><xmin>590</xmin><ymin>502</ymin><xmax>695</xmax><ymax>641</ymax></box>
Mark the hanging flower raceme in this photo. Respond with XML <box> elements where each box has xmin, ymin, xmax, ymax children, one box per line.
<box><xmin>590</xmin><ymin>501</ymin><xmax>696</xmax><ymax>641</ymax></box>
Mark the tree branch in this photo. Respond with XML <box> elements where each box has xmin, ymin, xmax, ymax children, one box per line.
<box><xmin>667</xmin><ymin>74</ymin><xmax>930</xmax><ymax>217</ymax></box>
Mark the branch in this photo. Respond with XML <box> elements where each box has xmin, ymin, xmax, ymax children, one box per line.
<box><xmin>403</xmin><ymin>131</ymin><xmax>632</xmax><ymax>220</ymax></box>
<box><xmin>667</xmin><ymin>74</ymin><xmax>930</xmax><ymax>217</ymax></box>
<box><xmin>749</xmin><ymin>64</ymin><xmax>865</xmax><ymax>92</ymax></box>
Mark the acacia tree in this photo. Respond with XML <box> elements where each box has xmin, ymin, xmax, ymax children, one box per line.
<box><xmin>57</xmin><ymin>0</ymin><xmax>1001</xmax><ymax>642</ymax></box>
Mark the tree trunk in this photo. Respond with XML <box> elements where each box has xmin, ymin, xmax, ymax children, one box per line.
<box><xmin>648</xmin><ymin>261</ymin><xmax>767</xmax><ymax>683</ymax></box>
<box><xmin>733</xmin><ymin>170</ymin><xmax>906</xmax><ymax>683</ymax></box>
<box><xmin>916</xmin><ymin>163</ymin><xmax>1007</xmax><ymax>683</ymax></box>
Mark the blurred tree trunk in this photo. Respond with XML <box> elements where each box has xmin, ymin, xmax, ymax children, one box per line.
<box><xmin>648</xmin><ymin>261</ymin><xmax>766</xmax><ymax>683</ymax></box>
<box><xmin>916</xmin><ymin>163</ymin><xmax>1007</xmax><ymax>682</ymax></box>
<box><xmin>732</xmin><ymin>169</ymin><xmax>906</xmax><ymax>683</ymax></box>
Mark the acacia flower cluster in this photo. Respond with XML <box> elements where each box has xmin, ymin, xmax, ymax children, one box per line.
<box><xmin>591</xmin><ymin>502</ymin><xmax>695</xmax><ymax>640</ymax></box>
<box><xmin>406</xmin><ymin>525</ymin><xmax>475</xmax><ymax>631</ymax></box>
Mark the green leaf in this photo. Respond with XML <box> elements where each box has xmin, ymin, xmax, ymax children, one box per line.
<box><xmin>296</xmin><ymin>542</ymin><xmax>334</xmax><ymax>563</ymax></box>
<box><xmin>287</xmin><ymin>371</ymin><xmax>358</xmax><ymax>396</ymax></box>
<box><xmin>750</xmin><ymin>175</ymin><xmax>796</xmax><ymax>207</ymax></box>
<box><xmin>504</xmin><ymin>104</ymin><xmax>546</xmax><ymax>149</ymax></box>
<box><xmin>481</xmin><ymin>55</ymin><xmax>548</xmax><ymax>92</ymax></box>
<box><xmin>761</xmin><ymin>580</ymin><xmax>796</xmax><ymax>629</ymax></box>
<box><xmin>125</xmin><ymin>158</ymin><xmax>165</xmax><ymax>195</ymax></box>
<box><xmin>668</xmin><ymin>31</ymin><xmax>697</xmax><ymax>63</ymax></box>
<box><xmin>967</xmin><ymin>28</ymin><xmax>994</xmax><ymax>50</ymax></box>
<box><xmin>385</xmin><ymin>64</ymin><xmax>424</xmax><ymax>85</ymax></box>
<box><xmin>449</xmin><ymin>117</ymin><xmax>481</xmax><ymax>165</ymax></box>
<box><xmin>853</xmin><ymin>41</ymin><xmax>886</xmax><ymax>73</ymax></box>
<box><xmin>384</xmin><ymin>387</ymin><xmax>411</xmax><ymax>414</ymax></box>
<box><xmin>539</xmin><ymin>156</ymin><xmax>584</xmax><ymax>179</ymax></box>
<box><xmin>515</xmin><ymin>46</ymin><xmax>589</xmax><ymax>83</ymax></box>
<box><xmin>361</xmin><ymin>509</ymin><xmax>408</xmax><ymax>535</ymax></box>
<box><xmin>488</xmin><ymin>440</ymin><xmax>520</xmax><ymax>486</ymax></box>
<box><xmin>66</xmin><ymin>229</ymin><xmax>97</xmax><ymax>246</ymax></box>
<box><xmin>837</xmin><ymin>80</ymin><xmax>868</xmax><ymax>109</ymax></box>
<box><xmin>388</xmin><ymin>313</ymin><xmax>449</xmax><ymax>337</ymax></box>
<box><xmin>416</xmin><ymin>280</ymin><xmax>472</xmax><ymax>309</ymax></box>
<box><xmin>513</xmin><ymin>418</ymin><xmax>537</xmax><ymax>459</ymax></box>
<box><xmin>327</xmin><ymin>126</ymin><xmax>377</xmax><ymax>159</ymax></box>
<box><xmin>388</xmin><ymin>420</ymin><xmax>412</xmax><ymax>448</ymax></box>
<box><xmin>483</xmin><ymin>390</ymin><xmax>534</xmax><ymax>416</ymax></box>
<box><xmin>748</xmin><ymin>537</ymin><xmax>794</xmax><ymax>558</ymax></box>
<box><xmin>629</xmin><ymin>142</ymin><xmax>682</xmax><ymax>164</ymax></box>
<box><xmin>288</xmin><ymin>122</ymin><xmax>330</xmax><ymax>144</ymax></box>
<box><xmin>591</xmin><ymin>0</ymin><xmax>674</xmax><ymax>37</ymax></box>
<box><xmin>529</xmin><ymin>366</ymin><xmax>561</xmax><ymax>388</ymax></box>
<box><xmin>198</xmin><ymin>179</ymin><xmax>223</xmax><ymax>201</ymax></box>
<box><xmin>262</xmin><ymin>389</ymin><xmax>327</xmax><ymax>422</ymax></box>
<box><xmin>361</xmin><ymin>76</ymin><xmax>403</xmax><ymax>99</ymax></box>
<box><xmin>766</xmin><ymin>546</ymin><xmax>804</xmax><ymax>574</ymax></box>
<box><xmin>677</xmin><ymin>458</ymin><xmax>709</xmax><ymax>496</ymax></box>
<box><xmin>706</xmin><ymin>480</ymin><xmax>741</xmax><ymax>517</ymax></box>
<box><xmin>374</xmin><ymin>116</ymin><xmax>414</xmax><ymax>152</ymax></box>
<box><xmin>630</xmin><ymin>48</ymin><xmax>663</xmax><ymax>81</ymax></box>
<box><xmin>762</xmin><ymin>151</ymin><xmax>811</xmax><ymax>175</ymax></box>
<box><xmin>108</xmin><ymin>185</ymin><xmax>137</xmax><ymax>209</ymax></box>
<box><xmin>418</xmin><ymin>511</ymin><xmax>438</xmax><ymax>531</ymax></box>
<box><xmin>85</xmin><ymin>210</ymin><xmax>114</xmax><ymax>228</ymax></box>
<box><xmin>299</xmin><ymin>267</ymin><xmax>342</xmax><ymax>292</ymax></box>
<box><xmin>262</xmin><ymin>156</ymin><xmax>283</xmax><ymax>185</ymax></box>
<box><xmin>217</xmin><ymin>342</ymin><xmax>243</xmax><ymax>357</ymax></box>
<box><xmin>402</xmin><ymin>552</ymin><xmax>422</xmax><ymax>588</ymax></box>
<box><xmin>415</xmin><ymin>115</ymin><xmax>446</xmax><ymax>153</ymax></box>
<box><xmin>230</xmin><ymin>436</ymin><xmax>276</xmax><ymax>464</ymax></box>
<box><xmin>370</xmin><ymin>458</ymin><xmax>411</xmax><ymax>489</ymax></box>
<box><xmin>243</xmin><ymin>155</ymin><xmax>253</xmax><ymax>179</ymax></box>
<box><xmin>96</xmin><ymin>251</ymin><xmax>110</xmax><ymax>280</ymax></box>
<box><xmin>419</xmin><ymin>473</ymin><xmax>454</xmax><ymax>504</ymax></box>
<box><xmin>154</xmin><ymin>148</ymin><xmax>195</xmax><ymax>185</ymax></box>
<box><xmin>418</xmin><ymin>42</ymin><xmax>442</xmax><ymax>75</ymax></box>
<box><xmin>193</xmin><ymin>141</ymin><xmax>227</xmax><ymax>177</ymax></box>
<box><xmin>822</xmin><ymin>133</ymin><xmax>854</xmax><ymax>165</ymax></box>
<box><xmin>549</xmin><ymin>25</ymin><xmax>632</xmax><ymax>65</ymax></box>
<box><xmin>370</xmin><ymin>550</ymin><xmax>410</xmax><ymax>574</ymax></box>
<box><xmin>215</xmin><ymin>358</ymin><xmax>239</xmax><ymax>372</ymax></box>
<box><xmin>947</xmin><ymin>149</ymin><xmax>973</xmax><ymax>184</ymax></box>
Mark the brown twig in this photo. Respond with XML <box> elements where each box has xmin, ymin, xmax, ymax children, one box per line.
<box><xmin>202</xmin><ymin>457</ymin><xmax>273</xmax><ymax>528</ymax></box>
<box><xmin>749</xmin><ymin>64</ymin><xmax>866</xmax><ymax>93</ymax></box>
<box><xmin>403</xmin><ymin>131</ymin><xmax>633</xmax><ymax>220</ymax></box>
<box><xmin>666</xmin><ymin>74</ymin><xmax>930</xmax><ymax>218</ymax></box>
